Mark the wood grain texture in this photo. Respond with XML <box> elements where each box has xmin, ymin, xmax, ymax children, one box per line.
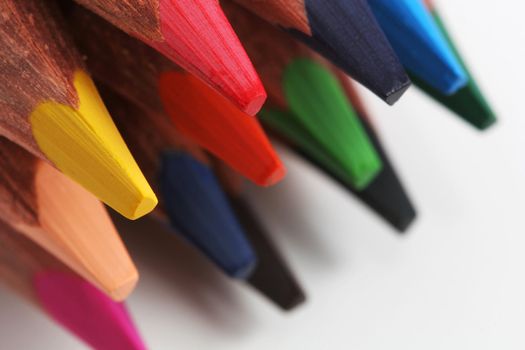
<box><xmin>0</xmin><ymin>137</ymin><xmax>138</xmax><ymax>300</ymax></box>
<box><xmin>73</xmin><ymin>0</ymin><xmax>162</xmax><ymax>40</ymax></box>
<box><xmin>67</xmin><ymin>5</ymin><xmax>285</xmax><ymax>187</ymax></box>
<box><xmin>0</xmin><ymin>222</ymin><xmax>147</xmax><ymax>350</ymax></box>
<box><xmin>222</xmin><ymin>0</ymin><xmax>310</xmax><ymax>106</ymax></box>
<box><xmin>233</xmin><ymin>0</ymin><xmax>310</xmax><ymax>34</ymax></box>
<box><xmin>0</xmin><ymin>0</ymin><xmax>80</xmax><ymax>159</ymax></box>
<box><xmin>0</xmin><ymin>0</ymin><xmax>157</xmax><ymax>220</ymax></box>
<box><xmin>66</xmin><ymin>4</ymin><xmax>173</xmax><ymax>117</ymax></box>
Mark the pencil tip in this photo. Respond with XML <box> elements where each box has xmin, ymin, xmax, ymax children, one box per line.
<box><xmin>159</xmin><ymin>71</ymin><xmax>285</xmax><ymax>186</ymax></box>
<box><xmin>156</xmin><ymin>0</ymin><xmax>266</xmax><ymax>114</ymax></box>
<box><xmin>35</xmin><ymin>160</ymin><xmax>139</xmax><ymax>300</ymax></box>
<box><xmin>228</xmin><ymin>196</ymin><xmax>307</xmax><ymax>311</ymax></box>
<box><xmin>385</xmin><ymin>79</ymin><xmax>412</xmax><ymax>105</ymax></box>
<box><xmin>290</xmin><ymin>0</ymin><xmax>411</xmax><ymax>104</ymax></box>
<box><xmin>368</xmin><ymin>0</ymin><xmax>468</xmax><ymax>95</ymax></box>
<box><xmin>159</xmin><ymin>151</ymin><xmax>256</xmax><ymax>278</ymax></box>
<box><xmin>282</xmin><ymin>59</ymin><xmax>382</xmax><ymax>189</ymax></box>
<box><xmin>30</xmin><ymin>70</ymin><xmax>157</xmax><ymax>220</ymax></box>
<box><xmin>35</xmin><ymin>271</ymin><xmax>147</xmax><ymax>350</ymax></box>
<box><xmin>106</xmin><ymin>272</ymin><xmax>139</xmax><ymax>302</ymax></box>
<box><xmin>262</xmin><ymin>164</ymin><xmax>287</xmax><ymax>187</ymax></box>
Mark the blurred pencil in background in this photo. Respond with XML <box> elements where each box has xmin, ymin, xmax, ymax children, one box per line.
<box><xmin>335</xmin><ymin>75</ymin><xmax>417</xmax><ymax>232</ymax></box>
<box><xmin>71</xmin><ymin>0</ymin><xmax>266</xmax><ymax>115</ymax></box>
<box><xmin>0</xmin><ymin>137</ymin><xmax>138</xmax><ymax>300</ymax></box>
<box><xmin>229</xmin><ymin>0</ymin><xmax>411</xmax><ymax>104</ymax></box>
<box><xmin>66</xmin><ymin>4</ymin><xmax>285</xmax><ymax>187</ymax></box>
<box><xmin>367</xmin><ymin>0</ymin><xmax>467</xmax><ymax>94</ymax></box>
<box><xmin>0</xmin><ymin>221</ymin><xmax>146</xmax><ymax>350</ymax></box>
<box><xmin>215</xmin><ymin>162</ymin><xmax>306</xmax><ymax>310</ymax></box>
<box><xmin>409</xmin><ymin>0</ymin><xmax>496</xmax><ymax>130</ymax></box>
<box><xmin>0</xmin><ymin>0</ymin><xmax>157</xmax><ymax>220</ymax></box>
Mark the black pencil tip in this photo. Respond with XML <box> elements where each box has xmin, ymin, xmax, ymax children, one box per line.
<box><xmin>385</xmin><ymin>79</ymin><xmax>412</xmax><ymax>105</ymax></box>
<box><xmin>228</xmin><ymin>195</ymin><xmax>306</xmax><ymax>311</ymax></box>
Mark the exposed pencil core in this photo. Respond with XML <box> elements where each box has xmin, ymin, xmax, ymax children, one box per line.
<box><xmin>35</xmin><ymin>271</ymin><xmax>146</xmax><ymax>350</ymax></box>
<box><xmin>34</xmin><ymin>162</ymin><xmax>139</xmax><ymax>301</ymax></box>
<box><xmin>30</xmin><ymin>70</ymin><xmax>157</xmax><ymax>220</ymax></box>
<box><xmin>282</xmin><ymin>59</ymin><xmax>382</xmax><ymax>189</ymax></box>
<box><xmin>159</xmin><ymin>71</ymin><xmax>286</xmax><ymax>186</ymax></box>
<box><xmin>368</xmin><ymin>0</ymin><xmax>467</xmax><ymax>95</ymax></box>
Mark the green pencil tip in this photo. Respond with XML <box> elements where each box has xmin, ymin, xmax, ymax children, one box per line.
<box><xmin>280</xmin><ymin>58</ymin><xmax>382</xmax><ymax>189</ymax></box>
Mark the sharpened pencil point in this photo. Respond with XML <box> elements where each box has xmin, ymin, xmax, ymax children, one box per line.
<box><xmin>159</xmin><ymin>71</ymin><xmax>285</xmax><ymax>186</ymax></box>
<box><xmin>410</xmin><ymin>7</ymin><xmax>497</xmax><ymax>130</ymax></box>
<box><xmin>35</xmin><ymin>161</ymin><xmax>139</xmax><ymax>301</ymax></box>
<box><xmin>159</xmin><ymin>151</ymin><xmax>257</xmax><ymax>278</ymax></box>
<box><xmin>35</xmin><ymin>271</ymin><xmax>147</xmax><ymax>350</ymax></box>
<box><xmin>155</xmin><ymin>0</ymin><xmax>267</xmax><ymax>115</ymax></box>
<box><xmin>30</xmin><ymin>70</ymin><xmax>157</xmax><ymax>220</ymax></box>
<box><xmin>368</xmin><ymin>0</ymin><xmax>467</xmax><ymax>95</ymax></box>
<box><xmin>289</xmin><ymin>0</ymin><xmax>411</xmax><ymax>104</ymax></box>
<box><xmin>282</xmin><ymin>59</ymin><xmax>382</xmax><ymax>189</ymax></box>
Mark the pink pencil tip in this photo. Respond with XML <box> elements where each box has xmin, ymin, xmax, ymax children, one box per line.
<box><xmin>34</xmin><ymin>271</ymin><xmax>147</xmax><ymax>350</ymax></box>
<box><xmin>154</xmin><ymin>0</ymin><xmax>266</xmax><ymax>114</ymax></box>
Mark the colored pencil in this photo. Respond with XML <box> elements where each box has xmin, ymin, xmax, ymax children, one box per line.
<box><xmin>223</xmin><ymin>2</ymin><xmax>382</xmax><ymax>190</ymax></box>
<box><xmin>101</xmin><ymin>87</ymin><xmax>257</xmax><ymax>279</ymax></box>
<box><xmin>409</xmin><ymin>0</ymin><xmax>496</xmax><ymax>130</ymax></box>
<box><xmin>66</xmin><ymin>5</ymin><xmax>285</xmax><ymax>187</ymax></box>
<box><xmin>336</xmin><ymin>74</ymin><xmax>417</xmax><ymax>232</ymax></box>
<box><xmin>0</xmin><ymin>0</ymin><xmax>157</xmax><ymax>220</ymax></box>
<box><xmin>71</xmin><ymin>0</ymin><xmax>266</xmax><ymax>115</ymax></box>
<box><xmin>215</xmin><ymin>162</ymin><xmax>306</xmax><ymax>310</ymax></box>
<box><xmin>228</xmin><ymin>0</ymin><xmax>411</xmax><ymax>104</ymax></box>
<box><xmin>0</xmin><ymin>136</ymin><xmax>138</xmax><ymax>300</ymax></box>
<box><xmin>0</xmin><ymin>221</ymin><xmax>146</xmax><ymax>350</ymax></box>
<box><xmin>367</xmin><ymin>0</ymin><xmax>467</xmax><ymax>94</ymax></box>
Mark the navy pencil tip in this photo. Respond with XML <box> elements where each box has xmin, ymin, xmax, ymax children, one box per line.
<box><xmin>290</xmin><ymin>0</ymin><xmax>410</xmax><ymax>104</ymax></box>
<box><xmin>159</xmin><ymin>151</ymin><xmax>257</xmax><ymax>278</ymax></box>
<box><xmin>385</xmin><ymin>79</ymin><xmax>412</xmax><ymax>105</ymax></box>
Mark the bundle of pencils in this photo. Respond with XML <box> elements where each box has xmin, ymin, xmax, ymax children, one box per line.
<box><xmin>0</xmin><ymin>0</ymin><xmax>495</xmax><ymax>347</ymax></box>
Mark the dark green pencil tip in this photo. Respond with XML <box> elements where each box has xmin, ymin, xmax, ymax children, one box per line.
<box><xmin>412</xmin><ymin>10</ymin><xmax>497</xmax><ymax>130</ymax></box>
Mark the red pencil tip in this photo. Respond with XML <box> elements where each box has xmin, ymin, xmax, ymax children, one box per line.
<box><xmin>159</xmin><ymin>71</ymin><xmax>285</xmax><ymax>186</ymax></box>
<box><xmin>152</xmin><ymin>0</ymin><xmax>266</xmax><ymax>115</ymax></box>
<box><xmin>262</xmin><ymin>164</ymin><xmax>287</xmax><ymax>187</ymax></box>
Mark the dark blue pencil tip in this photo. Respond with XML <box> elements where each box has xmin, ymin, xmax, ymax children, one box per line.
<box><xmin>159</xmin><ymin>151</ymin><xmax>257</xmax><ymax>279</ymax></box>
<box><xmin>368</xmin><ymin>0</ymin><xmax>467</xmax><ymax>95</ymax></box>
<box><xmin>290</xmin><ymin>0</ymin><xmax>410</xmax><ymax>105</ymax></box>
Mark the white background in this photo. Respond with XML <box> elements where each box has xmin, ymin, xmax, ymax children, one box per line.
<box><xmin>2</xmin><ymin>0</ymin><xmax>525</xmax><ymax>348</ymax></box>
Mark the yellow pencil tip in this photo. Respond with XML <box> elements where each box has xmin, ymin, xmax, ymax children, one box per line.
<box><xmin>30</xmin><ymin>70</ymin><xmax>157</xmax><ymax>219</ymax></box>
